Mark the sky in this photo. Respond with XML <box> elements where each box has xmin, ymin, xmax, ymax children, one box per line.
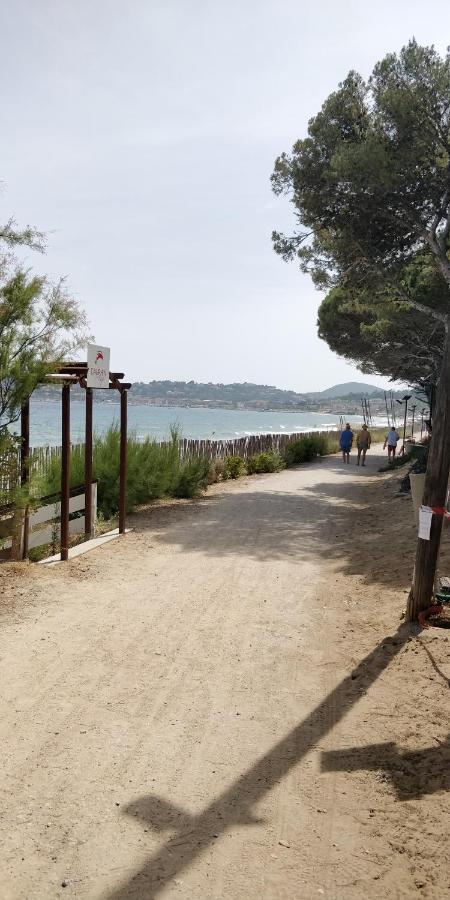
<box><xmin>1</xmin><ymin>1</ymin><xmax>449</xmax><ymax>392</ymax></box>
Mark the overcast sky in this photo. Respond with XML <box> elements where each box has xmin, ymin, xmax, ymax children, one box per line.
<box><xmin>1</xmin><ymin>1</ymin><xmax>449</xmax><ymax>391</ymax></box>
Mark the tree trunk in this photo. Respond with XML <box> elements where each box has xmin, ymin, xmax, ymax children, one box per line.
<box><xmin>10</xmin><ymin>505</ymin><xmax>25</xmax><ymax>561</ymax></box>
<box><xmin>407</xmin><ymin>321</ymin><xmax>450</xmax><ymax>620</ymax></box>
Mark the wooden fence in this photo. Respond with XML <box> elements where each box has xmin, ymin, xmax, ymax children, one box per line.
<box><xmin>1</xmin><ymin>430</ymin><xmax>339</xmax><ymax>498</ymax></box>
<box><xmin>0</xmin><ymin>483</ymin><xmax>97</xmax><ymax>560</ymax></box>
<box><xmin>175</xmin><ymin>430</ymin><xmax>334</xmax><ymax>461</ymax></box>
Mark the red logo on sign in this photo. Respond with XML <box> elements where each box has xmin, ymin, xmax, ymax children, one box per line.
<box><xmin>95</xmin><ymin>351</ymin><xmax>104</xmax><ymax>363</ymax></box>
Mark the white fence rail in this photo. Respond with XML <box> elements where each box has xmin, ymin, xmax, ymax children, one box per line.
<box><xmin>0</xmin><ymin>483</ymin><xmax>97</xmax><ymax>556</ymax></box>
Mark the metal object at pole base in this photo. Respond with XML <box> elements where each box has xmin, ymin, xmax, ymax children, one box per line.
<box><xmin>61</xmin><ymin>384</ymin><xmax>71</xmax><ymax>561</ymax></box>
<box><xmin>119</xmin><ymin>389</ymin><xmax>128</xmax><ymax>534</ymax></box>
<box><xmin>85</xmin><ymin>387</ymin><xmax>93</xmax><ymax>537</ymax></box>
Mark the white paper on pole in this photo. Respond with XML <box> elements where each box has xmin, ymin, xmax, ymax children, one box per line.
<box><xmin>418</xmin><ymin>505</ymin><xmax>433</xmax><ymax>541</ymax></box>
<box><xmin>87</xmin><ymin>344</ymin><xmax>110</xmax><ymax>389</ymax></box>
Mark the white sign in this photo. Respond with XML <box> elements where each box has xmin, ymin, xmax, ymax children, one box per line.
<box><xmin>418</xmin><ymin>505</ymin><xmax>433</xmax><ymax>541</ymax></box>
<box><xmin>87</xmin><ymin>344</ymin><xmax>110</xmax><ymax>389</ymax></box>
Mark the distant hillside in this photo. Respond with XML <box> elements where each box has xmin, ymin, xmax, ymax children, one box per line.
<box><xmin>309</xmin><ymin>381</ymin><xmax>385</xmax><ymax>399</ymax></box>
<box><xmin>130</xmin><ymin>379</ymin><xmax>390</xmax><ymax>405</ymax></box>
<box><xmin>36</xmin><ymin>379</ymin><xmax>403</xmax><ymax>411</ymax></box>
<box><xmin>131</xmin><ymin>380</ymin><xmax>305</xmax><ymax>408</ymax></box>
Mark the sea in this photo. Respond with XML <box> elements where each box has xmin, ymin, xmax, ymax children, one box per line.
<box><xmin>18</xmin><ymin>398</ymin><xmax>387</xmax><ymax>448</ymax></box>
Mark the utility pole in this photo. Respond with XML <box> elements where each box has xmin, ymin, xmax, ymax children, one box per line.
<box><xmin>384</xmin><ymin>392</ymin><xmax>391</xmax><ymax>428</ymax></box>
<box><xmin>390</xmin><ymin>392</ymin><xmax>396</xmax><ymax>428</ymax></box>
<box><xmin>361</xmin><ymin>397</ymin><xmax>366</xmax><ymax>424</ymax></box>
<box><xmin>411</xmin><ymin>404</ymin><xmax>416</xmax><ymax>439</ymax></box>
<box><xmin>408</xmin><ymin>331</ymin><xmax>450</xmax><ymax>621</ymax></box>
<box><xmin>420</xmin><ymin>408</ymin><xmax>425</xmax><ymax>440</ymax></box>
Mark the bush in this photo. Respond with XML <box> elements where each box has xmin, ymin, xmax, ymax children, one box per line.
<box><xmin>208</xmin><ymin>459</ymin><xmax>226</xmax><ymax>483</ymax></box>
<box><xmin>0</xmin><ymin>431</ymin><xmax>21</xmax><ymax>507</ymax></box>
<box><xmin>36</xmin><ymin>426</ymin><xmax>210</xmax><ymax>518</ymax></box>
<box><xmin>284</xmin><ymin>434</ymin><xmax>330</xmax><ymax>467</ymax></box>
<box><xmin>172</xmin><ymin>457</ymin><xmax>211</xmax><ymax>498</ymax></box>
<box><xmin>246</xmin><ymin>451</ymin><xmax>284</xmax><ymax>474</ymax></box>
<box><xmin>223</xmin><ymin>455</ymin><xmax>246</xmax><ymax>479</ymax></box>
<box><xmin>378</xmin><ymin>452</ymin><xmax>412</xmax><ymax>473</ymax></box>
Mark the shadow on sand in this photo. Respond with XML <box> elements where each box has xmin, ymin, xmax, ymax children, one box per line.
<box><xmin>131</xmin><ymin>454</ymin><xmax>415</xmax><ymax>590</ymax></box>
<box><xmin>107</xmin><ymin>625</ymin><xmax>418</xmax><ymax>898</ymax></box>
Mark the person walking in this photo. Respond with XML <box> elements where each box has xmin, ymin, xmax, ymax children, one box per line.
<box><xmin>340</xmin><ymin>423</ymin><xmax>354</xmax><ymax>464</ymax></box>
<box><xmin>383</xmin><ymin>426</ymin><xmax>400</xmax><ymax>463</ymax></box>
<box><xmin>356</xmin><ymin>423</ymin><xmax>371</xmax><ymax>466</ymax></box>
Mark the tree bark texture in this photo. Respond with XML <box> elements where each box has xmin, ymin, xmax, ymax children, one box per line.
<box><xmin>10</xmin><ymin>505</ymin><xmax>25</xmax><ymax>561</ymax></box>
<box><xmin>407</xmin><ymin>321</ymin><xmax>450</xmax><ymax>619</ymax></box>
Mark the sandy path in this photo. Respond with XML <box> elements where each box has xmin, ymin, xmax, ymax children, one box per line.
<box><xmin>1</xmin><ymin>448</ymin><xmax>449</xmax><ymax>899</ymax></box>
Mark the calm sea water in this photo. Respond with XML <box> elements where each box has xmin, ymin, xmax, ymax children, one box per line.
<box><xmin>19</xmin><ymin>399</ymin><xmax>386</xmax><ymax>447</ymax></box>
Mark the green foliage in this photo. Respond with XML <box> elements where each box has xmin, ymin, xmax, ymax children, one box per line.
<box><xmin>172</xmin><ymin>457</ymin><xmax>211</xmax><ymax>498</ymax></box>
<box><xmin>0</xmin><ymin>431</ymin><xmax>21</xmax><ymax>506</ymax></box>
<box><xmin>208</xmin><ymin>459</ymin><xmax>226</xmax><ymax>483</ymax></box>
<box><xmin>223</xmin><ymin>455</ymin><xmax>246</xmax><ymax>479</ymax></box>
<box><xmin>378</xmin><ymin>452</ymin><xmax>413</xmax><ymax>472</ymax></box>
<box><xmin>272</xmin><ymin>40</ymin><xmax>450</xmax><ymax>389</ymax></box>
<box><xmin>317</xmin><ymin>258</ymin><xmax>446</xmax><ymax>395</ymax></box>
<box><xmin>0</xmin><ymin>272</ymin><xmax>89</xmax><ymax>430</ymax></box>
<box><xmin>37</xmin><ymin>426</ymin><xmax>210</xmax><ymax>518</ymax></box>
<box><xmin>246</xmin><ymin>451</ymin><xmax>284</xmax><ymax>474</ymax></box>
<box><xmin>284</xmin><ymin>434</ymin><xmax>330</xmax><ymax>466</ymax></box>
<box><xmin>0</xmin><ymin>210</ymin><xmax>89</xmax><ymax>503</ymax></box>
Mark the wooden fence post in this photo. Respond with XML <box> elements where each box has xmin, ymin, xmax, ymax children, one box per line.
<box><xmin>85</xmin><ymin>387</ymin><xmax>93</xmax><ymax>536</ymax></box>
<box><xmin>119</xmin><ymin>389</ymin><xmax>128</xmax><ymax>534</ymax></box>
<box><xmin>60</xmin><ymin>384</ymin><xmax>71</xmax><ymax>561</ymax></box>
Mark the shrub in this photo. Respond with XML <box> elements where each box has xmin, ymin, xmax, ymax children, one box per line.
<box><xmin>36</xmin><ymin>425</ymin><xmax>210</xmax><ymax>518</ymax></box>
<box><xmin>208</xmin><ymin>459</ymin><xmax>225</xmax><ymax>483</ymax></box>
<box><xmin>284</xmin><ymin>433</ymin><xmax>330</xmax><ymax>467</ymax></box>
<box><xmin>172</xmin><ymin>457</ymin><xmax>211</xmax><ymax>498</ymax></box>
<box><xmin>223</xmin><ymin>455</ymin><xmax>246</xmax><ymax>479</ymax></box>
<box><xmin>246</xmin><ymin>451</ymin><xmax>284</xmax><ymax>474</ymax></box>
<box><xmin>378</xmin><ymin>452</ymin><xmax>412</xmax><ymax>473</ymax></box>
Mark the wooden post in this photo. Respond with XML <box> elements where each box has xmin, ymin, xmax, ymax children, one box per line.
<box><xmin>408</xmin><ymin>325</ymin><xmax>450</xmax><ymax>619</ymax></box>
<box><xmin>20</xmin><ymin>399</ymin><xmax>30</xmax><ymax>560</ymax></box>
<box><xmin>384</xmin><ymin>392</ymin><xmax>391</xmax><ymax>428</ymax></box>
<box><xmin>402</xmin><ymin>399</ymin><xmax>408</xmax><ymax>450</ymax></box>
<box><xmin>61</xmin><ymin>384</ymin><xmax>71</xmax><ymax>561</ymax></box>
<box><xmin>85</xmin><ymin>387</ymin><xmax>93</xmax><ymax>537</ymax></box>
<box><xmin>119</xmin><ymin>388</ymin><xmax>127</xmax><ymax>534</ymax></box>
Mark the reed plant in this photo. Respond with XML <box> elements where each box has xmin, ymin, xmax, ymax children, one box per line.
<box><xmin>37</xmin><ymin>425</ymin><xmax>210</xmax><ymax>518</ymax></box>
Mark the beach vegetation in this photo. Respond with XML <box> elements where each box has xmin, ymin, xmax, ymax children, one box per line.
<box><xmin>284</xmin><ymin>434</ymin><xmax>328</xmax><ymax>466</ymax></box>
<box><xmin>222</xmin><ymin>455</ymin><xmax>246</xmax><ymax>479</ymax></box>
<box><xmin>37</xmin><ymin>426</ymin><xmax>211</xmax><ymax>518</ymax></box>
<box><xmin>246</xmin><ymin>451</ymin><xmax>284</xmax><ymax>474</ymax></box>
<box><xmin>0</xmin><ymin>211</ymin><xmax>89</xmax><ymax>511</ymax></box>
<box><xmin>208</xmin><ymin>459</ymin><xmax>226</xmax><ymax>483</ymax></box>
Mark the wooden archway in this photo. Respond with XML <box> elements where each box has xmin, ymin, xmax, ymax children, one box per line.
<box><xmin>21</xmin><ymin>362</ymin><xmax>131</xmax><ymax>561</ymax></box>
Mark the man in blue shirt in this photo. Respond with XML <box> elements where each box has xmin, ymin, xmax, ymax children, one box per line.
<box><xmin>340</xmin><ymin>423</ymin><xmax>354</xmax><ymax>464</ymax></box>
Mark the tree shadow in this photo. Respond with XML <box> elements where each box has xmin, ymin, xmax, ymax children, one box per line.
<box><xmin>321</xmin><ymin>735</ymin><xmax>450</xmax><ymax>800</ymax></box>
<box><xmin>107</xmin><ymin>626</ymin><xmax>411</xmax><ymax>899</ymax></box>
<box><xmin>131</xmin><ymin>472</ymin><xmax>415</xmax><ymax>589</ymax></box>
<box><xmin>418</xmin><ymin>641</ymin><xmax>450</xmax><ymax>688</ymax></box>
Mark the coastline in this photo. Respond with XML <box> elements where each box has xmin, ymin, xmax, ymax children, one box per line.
<box><xmin>24</xmin><ymin>398</ymin><xmax>389</xmax><ymax>448</ymax></box>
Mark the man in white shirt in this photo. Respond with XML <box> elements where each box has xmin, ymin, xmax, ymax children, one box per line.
<box><xmin>384</xmin><ymin>427</ymin><xmax>400</xmax><ymax>462</ymax></box>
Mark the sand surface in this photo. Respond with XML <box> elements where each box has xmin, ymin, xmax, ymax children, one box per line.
<box><xmin>1</xmin><ymin>446</ymin><xmax>449</xmax><ymax>899</ymax></box>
